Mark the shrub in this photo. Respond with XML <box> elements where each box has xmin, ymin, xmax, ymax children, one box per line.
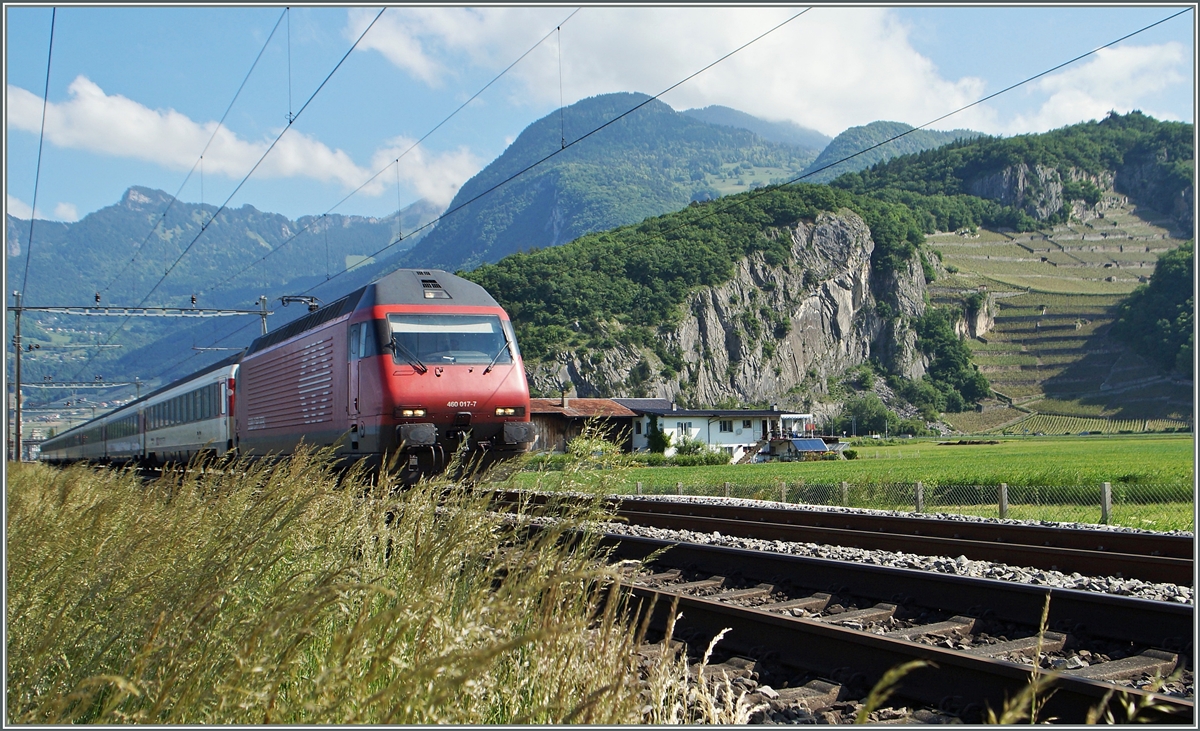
<box><xmin>670</xmin><ymin>451</ymin><xmax>732</xmax><ymax>467</ymax></box>
<box><xmin>843</xmin><ymin>449</ymin><xmax>858</xmax><ymax>460</ymax></box>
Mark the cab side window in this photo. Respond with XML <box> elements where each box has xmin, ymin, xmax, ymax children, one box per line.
<box><xmin>361</xmin><ymin>323</ymin><xmax>376</xmax><ymax>358</ymax></box>
<box><xmin>349</xmin><ymin>324</ymin><xmax>362</xmax><ymax>360</ymax></box>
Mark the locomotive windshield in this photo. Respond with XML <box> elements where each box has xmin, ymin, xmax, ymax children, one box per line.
<box><xmin>386</xmin><ymin>314</ymin><xmax>516</xmax><ymax>366</ymax></box>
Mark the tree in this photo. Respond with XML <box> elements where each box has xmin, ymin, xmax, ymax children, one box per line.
<box><xmin>1110</xmin><ymin>240</ymin><xmax>1194</xmax><ymax>376</ymax></box>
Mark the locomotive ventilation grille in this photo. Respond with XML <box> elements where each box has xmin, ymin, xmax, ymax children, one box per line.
<box><xmin>421</xmin><ymin>278</ymin><xmax>451</xmax><ymax>299</ymax></box>
<box><xmin>244</xmin><ymin>337</ymin><xmax>335</xmax><ymax>430</ymax></box>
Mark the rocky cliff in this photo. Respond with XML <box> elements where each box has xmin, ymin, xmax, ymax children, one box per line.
<box><xmin>527</xmin><ymin>209</ymin><xmax>929</xmax><ymax>408</ymax></box>
<box><xmin>966</xmin><ymin>164</ymin><xmax>1120</xmax><ymax>222</ymax></box>
<box><xmin>966</xmin><ymin>160</ymin><xmax>1192</xmax><ymax>232</ymax></box>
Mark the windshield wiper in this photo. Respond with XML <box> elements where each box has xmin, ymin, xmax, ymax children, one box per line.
<box><xmin>483</xmin><ymin>337</ymin><xmax>512</xmax><ymax>375</ymax></box>
<box><xmin>388</xmin><ymin>336</ymin><xmax>427</xmax><ymax>374</ymax></box>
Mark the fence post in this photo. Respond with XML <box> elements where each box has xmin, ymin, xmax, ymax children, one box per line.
<box><xmin>636</xmin><ymin>481</ymin><xmax>642</xmax><ymax>495</ymax></box>
<box><xmin>840</xmin><ymin>481</ymin><xmax>849</xmax><ymax>506</ymax></box>
<box><xmin>1101</xmin><ymin>482</ymin><xmax>1111</xmax><ymax>524</ymax></box>
<box><xmin>915</xmin><ymin>481</ymin><xmax>924</xmax><ymax>513</ymax></box>
<box><xmin>999</xmin><ymin>483</ymin><xmax>1008</xmax><ymax>520</ymax></box>
<box><xmin>723</xmin><ymin>481</ymin><xmax>730</xmax><ymax>498</ymax></box>
<box><xmin>780</xmin><ymin>481</ymin><xmax>788</xmax><ymax>503</ymax></box>
<box><xmin>676</xmin><ymin>481</ymin><xmax>683</xmax><ymax>496</ymax></box>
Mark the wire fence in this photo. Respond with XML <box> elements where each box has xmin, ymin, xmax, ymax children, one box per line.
<box><xmin>626</xmin><ymin>480</ymin><xmax>1195</xmax><ymax>533</ymax></box>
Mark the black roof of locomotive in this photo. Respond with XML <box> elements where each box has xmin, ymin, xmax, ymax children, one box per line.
<box><xmin>245</xmin><ymin>269</ymin><xmax>501</xmax><ymax>356</ymax></box>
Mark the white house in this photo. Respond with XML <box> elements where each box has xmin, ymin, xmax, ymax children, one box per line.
<box><xmin>612</xmin><ymin>398</ymin><xmax>813</xmax><ymax>464</ymax></box>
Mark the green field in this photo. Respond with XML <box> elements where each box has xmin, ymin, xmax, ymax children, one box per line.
<box><xmin>514</xmin><ymin>435</ymin><xmax>1195</xmax><ymax>530</ymax></box>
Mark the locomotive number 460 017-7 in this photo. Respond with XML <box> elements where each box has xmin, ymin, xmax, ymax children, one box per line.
<box><xmin>446</xmin><ymin>400</ymin><xmax>478</xmax><ymax>408</ymax></box>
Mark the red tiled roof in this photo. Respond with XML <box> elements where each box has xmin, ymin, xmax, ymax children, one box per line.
<box><xmin>529</xmin><ymin>398</ymin><xmax>637</xmax><ymax>418</ymax></box>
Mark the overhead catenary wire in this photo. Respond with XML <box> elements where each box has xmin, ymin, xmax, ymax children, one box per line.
<box><xmin>198</xmin><ymin>7</ymin><xmax>582</xmax><ymax>299</ymax></box>
<box><xmin>264</xmin><ymin>8</ymin><xmax>815</xmax><ymax>298</ymax></box>
<box><xmin>109</xmin><ymin>7</ymin><xmax>1193</xmax><ymax>399</ymax></box>
<box><xmin>65</xmin><ymin>7</ymin><xmax>387</xmax><ymax>384</ymax></box>
<box><xmin>629</xmin><ymin>6</ymin><xmax>1198</xmax><ymax>248</ymax></box>
<box><xmin>18</xmin><ymin>7</ymin><xmax>56</xmax><ymax>300</ymax></box>
<box><xmin>98</xmin><ymin>8</ymin><xmax>288</xmax><ymax>298</ymax></box>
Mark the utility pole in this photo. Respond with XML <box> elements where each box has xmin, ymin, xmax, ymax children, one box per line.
<box><xmin>10</xmin><ymin>299</ymin><xmax>270</xmax><ymax>446</ymax></box>
<box><xmin>11</xmin><ymin>291</ymin><xmax>22</xmax><ymax>461</ymax></box>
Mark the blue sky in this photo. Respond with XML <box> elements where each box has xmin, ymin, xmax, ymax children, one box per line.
<box><xmin>5</xmin><ymin>5</ymin><xmax>1195</xmax><ymax>225</ymax></box>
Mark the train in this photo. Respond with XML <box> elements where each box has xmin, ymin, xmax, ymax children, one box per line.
<box><xmin>38</xmin><ymin>269</ymin><xmax>539</xmax><ymax>479</ymax></box>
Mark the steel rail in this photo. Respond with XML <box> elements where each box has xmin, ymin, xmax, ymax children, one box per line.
<box><xmin>600</xmin><ymin>533</ymin><xmax>1193</xmax><ymax>652</ymax></box>
<box><xmin>616</xmin><ymin>506</ymin><xmax>1193</xmax><ymax>586</ymax></box>
<box><xmin>487</xmin><ymin>491</ymin><xmax>1194</xmax><ymax>585</ymax></box>
<box><xmin>624</xmin><ymin>582</ymin><xmax>1193</xmax><ymax>723</ymax></box>
<box><xmin>614</xmin><ymin>496</ymin><xmax>1193</xmax><ymax>558</ymax></box>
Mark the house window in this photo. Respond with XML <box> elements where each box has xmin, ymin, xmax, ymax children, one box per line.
<box><xmin>742</xmin><ymin>419</ymin><xmax>752</xmax><ymax>429</ymax></box>
<box><xmin>719</xmin><ymin>420</ymin><xmax>733</xmax><ymax>433</ymax></box>
<box><xmin>676</xmin><ymin>421</ymin><xmax>692</xmax><ymax>433</ymax></box>
<box><xmin>634</xmin><ymin>420</ymin><xmax>642</xmax><ymax>435</ymax></box>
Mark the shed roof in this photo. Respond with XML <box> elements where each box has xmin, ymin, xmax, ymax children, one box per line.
<box><xmin>529</xmin><ymin>398</ymin><xmax>637</xmax><ymax>418</ymax></box>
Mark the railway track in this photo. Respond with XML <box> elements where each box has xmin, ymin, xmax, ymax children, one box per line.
<box><xmin>493</xmin><ymin>491</ymin><xmax>1194</xmax><ymax>585</ymax></box>
<box><xmin>606</xmin><ymin>533</ymin><xmax>1194</xmax><ymax>724</ymax></box>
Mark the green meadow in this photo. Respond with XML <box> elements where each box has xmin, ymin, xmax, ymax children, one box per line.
<box><xmin>514</xmin><ymin>435</ymin><xmax>1195</xmax><ymax>530</ymax></box>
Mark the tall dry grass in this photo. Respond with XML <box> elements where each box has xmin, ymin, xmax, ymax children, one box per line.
<box><xmin>8</xmin><ymin>438</ymin><xmax>760</xmax><ymax>724</ymax></box>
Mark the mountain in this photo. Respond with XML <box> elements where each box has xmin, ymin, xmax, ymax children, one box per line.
<box><xmin>464</xmin><ymin>112</ymin><xmax>1192</xmax><ymax>427</ymax></box>
<box><xmin>10</xmin><ymin>110</ymin><xmax>1191</xmax><ymax>432</ymax></box>
<box><xmin>398</xmin><ymin>92</ymin><xmax>819</xmax><ymax>273</ymax></box>
<box><xmin>5</xmin><ymin>189</ymin><xmax>442</xmax><ymax>389</ymax></box>
<box><xmin>832</xmin><ymin>111</ymin><xmax>1193</xmax><ymax>232</ymax></box>
<box><xmin>801</xmin><ymin>121</ymin><xmax>982</xmax><ymax>183</ymax></box>
<box><xmin>680</xmin><ymin>105</ymin><xmax>831</xmax><ymax>151</ymax></box>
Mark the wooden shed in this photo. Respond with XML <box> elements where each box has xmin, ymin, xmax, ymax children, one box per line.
<box><xmin>529</xmin><ymin>397</ymin><xmax>637</xmax><ymax>453</ymax></box>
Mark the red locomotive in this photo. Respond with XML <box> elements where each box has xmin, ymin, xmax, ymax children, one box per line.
<box><xmin>234</xmin><ymin>268</ymin><xmax>537</xmax><ymax>479</ymax></box>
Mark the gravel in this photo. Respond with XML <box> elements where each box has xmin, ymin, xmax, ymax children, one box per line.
<box><xmin>602</xmin><ymin>494</ymin><xmax>1194</xmax><ymax>605</ymax></box>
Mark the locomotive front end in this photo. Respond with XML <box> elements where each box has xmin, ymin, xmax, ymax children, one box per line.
<box><xmin>345</xmin><ymin>270</ymin><xmax>538</xmax><ymax>480</ymax></box>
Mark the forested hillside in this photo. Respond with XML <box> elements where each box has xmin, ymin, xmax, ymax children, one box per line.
<box><xmin>466</xmin><ymin>111</ymin><xmax>1191</xmax><ymax>425</ymax></box>
<box><xmin>680</xmin><ymin>105</ymin><xmax>831</xmax><ymax>151</ymax></box>
<box><xmin>399</xmin><ymin>93</ymin><xmax>818</xmax><ymax>272</ymax></box>
<box><xmin>1110</xmin><ymin>239</ymin><xmax>1194</xmax><ymax>376</ymax></box>
<box><xmin>801</xmin><ymin>121</ymin><xmax>981</xmax><ymax>183</ymax></box>
<box><xmin>832</xmin><ymin>111</ymin><xmax>1193</xmax><ymax>230</ymax></box>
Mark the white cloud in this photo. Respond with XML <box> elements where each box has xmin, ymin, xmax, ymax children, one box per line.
<box><xmin>7</xmin><ymin>194</ymin><xmax>35</xmax><ymax>220</ymax></box>
<box><xmin>5</xmin><ymin>194</ymin><xmax>74</xmax><ymax>223</ymax></box>
<box><xmin>1003</xmin><ymin>43</ymin><xmax>1189</xmax><ymax>134</ymax></box>
<box><xmin>4</xmin><ymin>75</ymin><xmax>488</xmax><ymax>208</ymax></box>
<box><xmin>6</xmin><ymin>76</ymin><xmax>378</xmax><ymax>189</ymax></box>
<box><xmin>53</xmin><ymin>202</ymin><xmax>79</xmax><ymax>222</ymax></box>
<box><xmin>353</xmin><ymin>7</ymin><xmax>991</xmax><ymax>138</ymax></box>
<box><xmin>370</xmin><ymin>137</ymin><xmax>483</xmax><ymax>208</ymax></box>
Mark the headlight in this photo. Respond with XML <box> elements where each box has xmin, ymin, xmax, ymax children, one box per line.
<box><xmin>398</xmin><ymin>408</ymin><xmax>427</xmax><ymax>418</ymax></box>
<box><xmin>495</xmin><ymin>407</ymin><xmax>516</xmax><ymax>416</ymax></box>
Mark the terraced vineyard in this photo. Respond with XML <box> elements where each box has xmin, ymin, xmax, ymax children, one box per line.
<box><xmin>927</xmin><ymin>198</ymin><xmax>1192</xmax><ymax>435</ymax></box>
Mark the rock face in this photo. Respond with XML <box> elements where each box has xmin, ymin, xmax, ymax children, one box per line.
<box><xmin>953</xmin><ymin>293</ymin><xmax>996</xmax><ymax>340</ymax></box>
<box><xmin>966</xmin><ymin>161</ymin><xmax>1193</xmax><ymax>232</ymax></box>
<box><xmin>965</xmin><ymin>164</ymin><xmax>1120</xmax><ymax>222</ymax></box>
<box><xmin>1116</xmin><ymin>160</ymin><xmax>1195</xmax><ymax>233</ymax></box>
<box><xmin>527</xmin><ymin>209</ymin><xmax>929</xmax><ymax>407</ymax></box>
<box><xmin>967</xmin><ymin>164</ymin><xmax>1065</xmax><ymax>220</ymax></box>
